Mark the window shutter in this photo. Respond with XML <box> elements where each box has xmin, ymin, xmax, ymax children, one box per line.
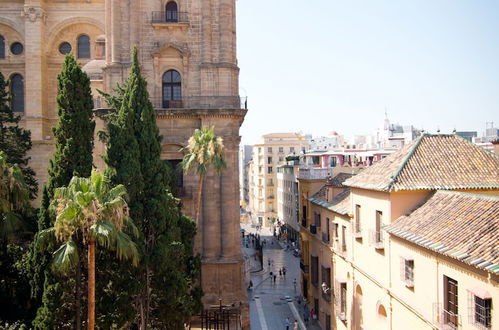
<box><xmin>400</xmin><ymin>257</ymin><xmax>405</xmax><ymax>281</ymax></box>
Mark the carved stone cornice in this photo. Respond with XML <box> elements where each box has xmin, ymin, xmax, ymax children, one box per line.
<box><xmin>22</xmin><ymin>5</ymin><xmax>46</xmax><ymax>23</ymax></box>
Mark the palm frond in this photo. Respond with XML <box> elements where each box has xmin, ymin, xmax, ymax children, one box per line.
<box><xmin>115</xmin><ymin>231</ymin><xmax>140</xmax><ymax>267</ymax></box>
<box><xmin>35</xmin><ymin>227</ymin><xmax>56</xmax><ymax>251</ymax></box>
<box><xmin>90</xmin><ymin>221</ymin><xmax>117</xmax><ymax>249</ymax></box>
<box><xmin>52</xmin><ymin>240</ymin><xmax>79</xmax><ymax>274</ymax></box>
<box><xmin>0</xmin><ymin>211</ymin><xmax>24</xmax><ymax>242</ymax></box>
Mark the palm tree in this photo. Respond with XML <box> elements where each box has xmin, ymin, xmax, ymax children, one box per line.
<box><xmin>0</xmin><ymin>151</ymin><xmax>30</xmax><ymax>242</ymax></box>
<box><xmin>38</xmin><ymin>169</ymin><xmax>139</xmax><ymax>330</ymax></box>
<box><xmin>181</xmin><ymin>126</ymin><xmax>226</xmax><ymax>225</ymax></box>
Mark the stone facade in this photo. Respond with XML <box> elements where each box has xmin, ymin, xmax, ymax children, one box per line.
<box><xmin>0</xmin><ymin>0</ymin><xmax>248</xmax><ymax>325</ymax></box>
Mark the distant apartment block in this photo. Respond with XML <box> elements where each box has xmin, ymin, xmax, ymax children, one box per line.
<box><xmin>248</xmin><ymin>133</ymin><xmax>309</xmax><ymax>227</ymax></box>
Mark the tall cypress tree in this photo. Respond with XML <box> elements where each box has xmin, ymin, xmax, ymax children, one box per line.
<box><xmin>29</xmin><ymin>54</ymin><xmax>95</xmax><ymax>329</ymax></box>
<box><xmin>102</xmin><ymin>48</ymin><xmax>201</xmax><ymax>329</ymax></box>
<box><xmin>0</xmin><ymin>72</ymin><xmax>37</xmax><ymax>199</ymax></box>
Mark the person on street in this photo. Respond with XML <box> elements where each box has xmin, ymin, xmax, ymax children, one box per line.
<box><xmin>284</xmin><ymin>317</ymin><xmax>291</xmax><ymax>330</ymax></box>
<box><xmin>293</xmin><ymin>278</ymin><xmax>297</xmax><ymax>291</ymax></box>
<box><xmin>293</xmin><ymin>319</ymin><xmax>299</xmax><ymax>330</ymax></box>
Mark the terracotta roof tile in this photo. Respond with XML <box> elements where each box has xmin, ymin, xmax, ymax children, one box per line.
<box><xmin>385</xmin><ymin>191</ymin><xmax>499</xmax><ymax>274</ymax></box>
<box><xmin>344</xmin><ymin>134</ymin><xmax>499</xmax><ymax>191</ymax></box>
<box><xmin>308</xmin><ymin>188</ymin><xmax>351</xmax><ymax>216</ymax></box>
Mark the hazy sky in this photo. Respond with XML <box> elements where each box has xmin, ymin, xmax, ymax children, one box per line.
<box><xmin>236</xmin><ymin>0</ymin><xmax>499</xmax><ymax>145</ymax></box>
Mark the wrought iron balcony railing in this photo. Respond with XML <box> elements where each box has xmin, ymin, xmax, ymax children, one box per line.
<box><xmin>151</xmin><ymin>96</ymin><xmax>247</xmax><ymax>110</ymax></box>
<box><xmin>368</xmin><ymin>229</ymin><xmax>384</xmax><ymax>250</ymax></box>
<box><xmin>151</xmin><ymin>11</ymin><xmax>189</xmax><ymax>24</ymax></box>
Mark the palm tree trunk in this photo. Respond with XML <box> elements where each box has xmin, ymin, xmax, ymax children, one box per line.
<box><xmin>75</xmin><ymin>251</ymin><xmax>82</xmax><ymax>330</ymax></box>
<box><xmin>195</xmin><ymin>174</ymin><xmax>205</xmax><ymax>225</ymax></box>
<box><xmin>87</xmin><ymin>238</ymin><xmax>96</xmax><ymax>330</ymax></box>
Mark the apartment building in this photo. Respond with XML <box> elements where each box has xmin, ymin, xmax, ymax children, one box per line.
<box><xmin>277</xmin><ymin>157</ymin><xmax>301</xmax><ymax>242</ymax></box>
<box><xmin>299</xmin><ymin>134</ymin><xmax>499</xmax><ymax>330</ymax></box>
<box><xmin>248</xmin><ymin>133</ymin><xmax>308</xmax><ymax>227</ymax></box>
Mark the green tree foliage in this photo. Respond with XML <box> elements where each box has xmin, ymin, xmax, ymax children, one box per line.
<box><xmin>37</xmin><ymin>170</ymin><xmax>139</xmax><ymax>330</ymax></box>
<box><xmin>0</xmin><ymin>152</ymin><xmax>37</xmax><ymax>327</ymax></box>
<box><xmin>0</xmin><ymin>72</ymin><xmax>37</xmax><ymax>199</ymax></box>
<box><xmin>29</xmin><ymin>54</ymin><xmax>95</xmax><ymax>330</ymax></box>
<box><xmin>101</xmin><ymin>48</ymin><xmax>201</xmax><ymax>328</ymax></box>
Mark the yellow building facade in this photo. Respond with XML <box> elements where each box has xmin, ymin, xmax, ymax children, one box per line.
<box><xmin>248</xmin><ymin>132</ymin><xmax>308</xmax><ymax>227</ymax></box>
<box><xmin>300</xmin><ymin>134</ymin><xmax>499</xmax><ymax>330</ymax></box>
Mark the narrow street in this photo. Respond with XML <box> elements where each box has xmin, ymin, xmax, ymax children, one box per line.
<box><xmin>241</xmin><ymin>223</ymin><xmax>322</xmax><ymax>330</ymax></box>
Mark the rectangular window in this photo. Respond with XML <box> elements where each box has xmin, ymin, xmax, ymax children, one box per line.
<box><xmin>279</xmin><ymin>147</ymin><xmax>284</xmax><ymax>153</ymax></box>
<box><xmin>259</xmin><ymin>166</ymin><xmax>262</xmax><ymax>174</ymax></box>
<box><xmin>314</xmin><ymin>212</ymin><xmax>321</xmax><ymax>227</ymax></box>
<box><xmin>471</xmin><ymin>294</ymin><xmax>492</xmax><ymax>329</ymax></box>
<box><xmin>267</xmin><ymin>147</ymin><xmax>272</xmax><ymax>153</ymax></box>
<box><xmin>290</xmin><ymin>147</ymin><xmax>295</xmax><ymax>153</ymax></box>
<box><xmin>279</xmin><ymin>156</ymin><xmax>284</xmax><ymax>162</ymax></box>
<box><xmin>267</xmin><ymin>166</ymin><xmax>273</xmax><ymax>174</ymax></box>
<box><xmin>335</xmin><ymin>281</ymin><xmax>347</xmax><ymax>320</ymax></box>
<box><xmin>444</xmin><ymin>276</ymin><xmax>459</xmax><ymax>328</ymax></box>
<box><xmin>258</xmin><ymin>147</ymin><xmax>262</xmax><ymax>153</ymax></box>
<box><xmin>400</xmin><ymin>258</ymin><xmax>414</xmax><ymax>288</ymax></box>
<box><xmin>375</xmin><ymin>211</ymin><xmax>382</xmax><ymax>242</ymax></box>
<box><xmin>341</xmin><ymin>225</ymin><xmax>347</xmax><ymax>252</ymax></box>
<box><xmin>355</xmin><ymin>204</ymin><xmax>361</xmax><ymax>234</ymax></box>
<box><xmin>333</xmin><ymin>223</ymin><xmax>339</xmax><ymax>240</ymax></box>
<box><xmin>311</xmin><ymin>256</ymin><xmax>319</xmax><ymax>287</ymax></box>
<box><xmin>267</xmin><ymin>156</ymin><xmax>272</xmax><ymax>164</ymax></box>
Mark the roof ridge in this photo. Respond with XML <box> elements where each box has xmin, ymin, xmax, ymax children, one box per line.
<box><xmin>453</xmin><ymin>133</ymin><xmax>499</xmax><ymax>158</ymax></box>
<box><xmin>386</xmin><ymin>134</ymin><xmax>426</xmax><ymax>191</ymax></box>
<box><xmin>438</xmin><ymin>190</ymin><xmax>499</xmax><ymax>200</ymax></box>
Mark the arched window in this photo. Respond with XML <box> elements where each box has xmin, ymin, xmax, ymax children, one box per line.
<box><xmin>162</xmin><ymin>70</ymin><xmax>182</xmax><ymax>108</ymax></box>
<box><xmin>10</xmin><ymin>74</ymin><xmax>24</xmax><ymax>112</ymax></box>
<box><xmin>166</xmin><ymin>1</ymin><xmax>178</xmax><ymax>22</ymax></box>
<box><xmin>77</xmin><ymin>35</ymin><xmax>90</xmax><ymax>59</ymax></box>
<box><xmin>0</xmin><ymin>35</ymin><xmax>5</xmax><ymax>58</ymax></box>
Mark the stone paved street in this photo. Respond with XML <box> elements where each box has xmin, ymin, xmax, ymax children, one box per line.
<box><xmin>241</xmin><ymin>223</ymin><xmax>322</xmax><ymax>330</ymax></box>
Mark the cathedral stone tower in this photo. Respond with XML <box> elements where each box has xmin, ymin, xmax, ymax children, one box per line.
<box><xmin>0</xmin><ymin>0</ymin><xmax>248</xmax><ymax>325</ymax></box>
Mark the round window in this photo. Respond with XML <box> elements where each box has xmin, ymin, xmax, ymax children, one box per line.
<box><xmin>10</xmin><ymin>42</ymin><xmax>24</xmax><ymax>55</ymax></box>
<box><xmin>59</xmin><ymin>42</ymin><xmax>72</xmax><ymax>55</ymax></box>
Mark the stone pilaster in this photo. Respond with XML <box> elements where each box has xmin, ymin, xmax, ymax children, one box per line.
<box><xmin>22</xmin><ymin>1</ymin><xmax>46</xmax><ymax>141</ymax></box>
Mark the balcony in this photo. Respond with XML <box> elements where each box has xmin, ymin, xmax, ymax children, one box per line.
<box><xmin>322</xmin><ymin>232</ymin><xmax>330</xmax><ymax>244</ymax></box>
<box><xmin>300</xmin><ymin>260</ymin><xmax>309</xmax><ymax>273</ymax></box>
<box><xmin>151</xmin><ymin>11</ymin><xmax>189</xmax><ymax>24</ymax></box>
<box><xmin>301</xmin><ymin>218</ymin><xmax>307</xmax><ymax>228</ymax></box>
<box><xmin>309</xmin><ymin>224</ymin><xmax>317</xmax><ymax>234</ymax></box>
<box><xmin>368</xmin><ymin>229</ymin><xmax>384</xmax><ymax>250</ymax></box>
<box><xmin>298</xmin><ymin>167</ymin><xmax>332</xmax><ymax>180</ymax></box>
<box><xmin>433</xmin><ymin>303</ymin><xmax>460</xmax><ymax>329</ymax></box>
<box><xmin>151</xmin><ymin>96</ymin><xmax>248</xmax><ymax>110</ymax></box>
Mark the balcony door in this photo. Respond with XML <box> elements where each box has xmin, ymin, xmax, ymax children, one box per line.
<box><xmin>165</xmin><ymin>1</ymin><xmax>178</xmax><ymax>22</ymax></box>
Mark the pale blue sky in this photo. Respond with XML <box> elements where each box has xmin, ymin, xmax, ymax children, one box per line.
<box><xmin>236</xmin><ymin>0</ymin><xmax>499</xmax><ymax>144</ymax></box>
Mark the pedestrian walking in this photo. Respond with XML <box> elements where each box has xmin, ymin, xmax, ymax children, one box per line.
<box><xmin>303</xmin><ymin>311</ymin><xmax>309</xmax><ymax>324</ymax></box>
<box><xmin>293</xmin><ymin>319</ymin><xmax>299</xmax><ymax>330</ymax></box>
<box><xmin>293</xmin><ymin>278</ymin><xmax>297</xmax><ymax>291</ymax></box>
<box><xmin>273</xmin><ymin>274</ymin><xmax>277</xmax><ymax>283</ymax></box>
<box><xmin>283</xmin><ymin>266</ymin><xmax>287</xmax><ymax>277</ymax></box>
<box><xmin>268</xmin><ymin>259</ymin><xmax>271</xmax><ymax>268</ymax></box>
<box><xmin>279</xmin><ymin>268</ymin><xmax>282</xmax><ymax>277</ymax></box>
<box><xmin>284</xmin><ymin>317</ymin><xmax>291</xmax><ymax>330</ymax></box>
